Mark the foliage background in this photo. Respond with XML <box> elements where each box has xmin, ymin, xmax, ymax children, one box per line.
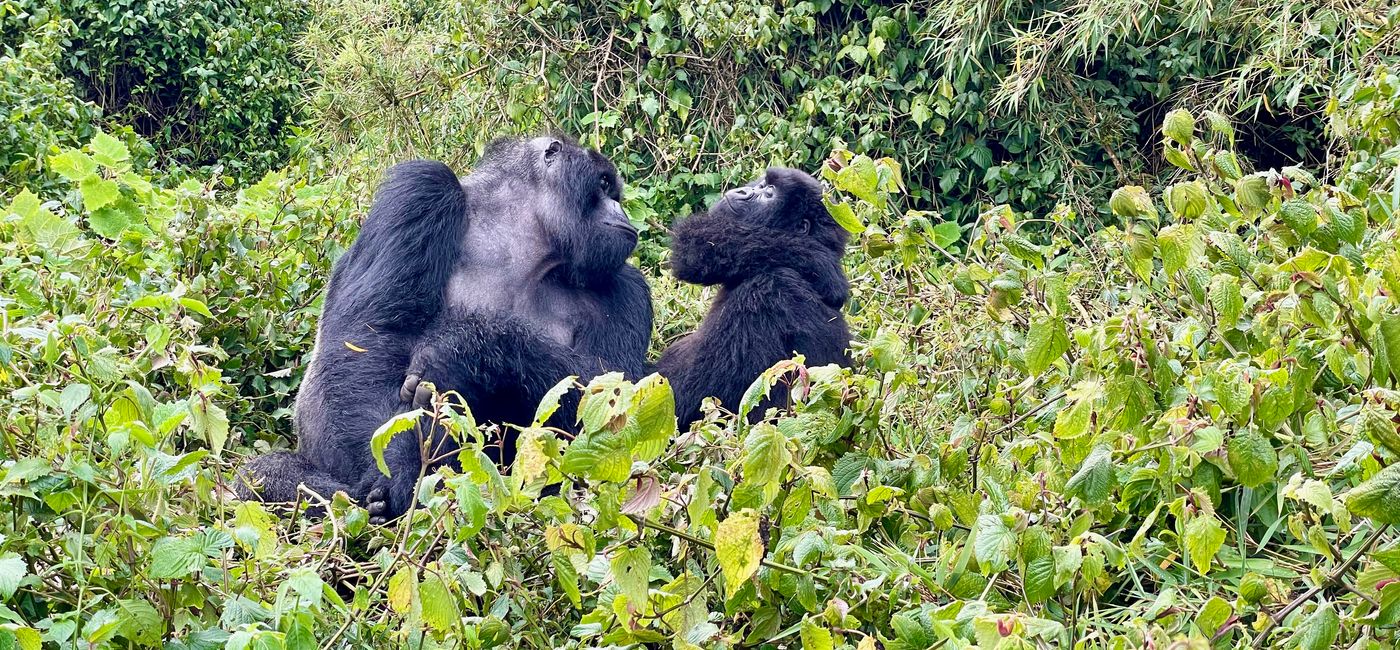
<box><xmin>1</xmin><ymin>0</ymin><xmax>1400</xmax><ymax>648</ymax></box>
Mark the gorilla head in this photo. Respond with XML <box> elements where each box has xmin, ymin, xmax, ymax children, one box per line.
<box><xmin>471</xmin><ymin>135</ymin><xmax>637</xmax><ymax>287</ymax></box>
<box><xmin>670</xmin><ymin>167</ymin><xmax>849</xmax><ymax>306</ymax></box>
<box><xmin>657</xmin><ymin>166</ymin><xmax>852</xmax><ymax>427</ymax></box>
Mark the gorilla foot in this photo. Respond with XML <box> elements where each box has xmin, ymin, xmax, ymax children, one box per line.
<box><xmin>361</xmin><ymin>474</ymin><xmax>417</xmax><ymax>525</ymax></box>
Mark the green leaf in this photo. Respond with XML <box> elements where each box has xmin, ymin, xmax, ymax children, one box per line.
<box><xmin>79</xmin><ymin>175</ymin><xmax>120</xmax><ymax>212</ymax></box>
<box><xmin>1291</xmin><ymin>602</ymin><xmax>1339</xmax><ymax>650</ymax></box>
<box><xmin>1109</xmin><ymin>186</ymin><xmax>1157</xmax><ymax>222</ymax></box>
<box><xmin>1162</xmin><ymin>109</ymin><xmax>1195</xmax><ymax>146</ymax></box>
<box><xmin>114</xmin><ymin>598</ymin><xmax>162</xmax><ymax>646</ymax></box>
<box><xmin>90</xmin><ymin>132</ymin><xmax>131</xmax><ymax>168</ymax></box>
<box><xmin>1183</xmin><ymin>515</ymin><xmax>1226</xmax><ymax>574</ymax></box>
<box><xmin>800</xmin><ymin>618</ymin><xmax>833</xmax><ymax>650</ymax></box>
<box><xmin>974</xmin><ymin>514</ymin><xmax>1014</xmax><ymax>574</ymax></box>
<box><xmin>387</xmin><ymin>566</ymin><xmax>417</xmax><ymax>615</ymax></box>
<box><xmin>1346</xmin><ymin>463</ymin><xmax>1400</xmax><ymax>524</ymax></box>
<box><xmin>9</xmin><ymin>189</ymin><xmax>80</xmax><ymax>248</ymax></box>
<box><xmin>1195</xmin><ymin>596</ymin><xmax>1232</xmax><ymax>637</ymax></box>
<box><xmin>1235</xmin><ymin>175</ymin><xmax>1271</xmax><ymax>211</ymax></box>
<box><xmin>1209</xmin><ymin>274</ymin><xmax>1244</xmax><ymax>329</ymax></box>
<box><xmin>149</xmin><ymin>537</ymin><xmax>205</xmax><ymax>579</ymax></box>
<box><xmin>370</xmin><ymin>410</ymin><xmax>423</xmax><ymax>477</ymax></box>
<box><xmin>611</xmin><ymin>547</ymin><xmax>651</xmax><ymax>607</ymax></box>
<box><xmin>1024</xmin><ymin>316</ymin><xmax>1070</xmax><ymax>375</ymax></box>
<box><xmin>716</xmin><ymin>509</ymin><xmax>764</xmax><ymax>599</ymax></box>
<box><xmin>931</xmin><ymin>221</ymin><xmax>961</xmax><ymax>248</ymax></box>
<box><xmin>419</xmin><ymin>571</ymin><xmax>457</xmax><ymax>632</ymax></box>
<box><xmin>1376</xmin><ymin>316</ymin><xmax>1400</xmax><ymax>386</ymax></box>
<box><xmin>1214</xmin><ymin>363</ymin><xmax>1252</xmax><ymax>417</ymax></box>
<box><xmin>1228</xmin><ymin>431</ymin><xmax>1278</xmax><ymax>488</ymax></box>
<box><xmin>742</xmin><ymin>423</ymin><xmax>791</xmax><ymax>488</ymax></box>
<box><xmin>0</xmin><ymin>554</ymin><xmax>27</xmax><ymax>600</ymax></box>
<box><xmin>629</xmin><ymin>374</ymin><xmax>676</xmax><ymax>462</ymax></box>
<box><xmin>560</xmin><ymin>428</ymin><xmax>631</xmax><ymax>483</ymax></box>
<box><xmin>1023</xmin><ymin>556</ymin><xmax>1056</xmax><ymax>604</ymax></box>
<box><xmin>835</xmin><ymin>155</ymin><xmax>881</xmax><ymax>205</ymax></box>
<box><xmin>49</xmin><ymin>150</ymin><xmax>97</xmax><ymax>181</ymax></box>
<box><xmin>532</xmin><ymin>376</ymin><xmax>575</xmax><ymax>426</ymax></box>
<box><xmin>822</xmin><ymin>198</ymin><xmax>865</xmax><ymax>234</ymax></box>
<box><xmin>1065</xmin><ymin>446</ymin><xmax>1115</xmax><ymax>505</ymax></box>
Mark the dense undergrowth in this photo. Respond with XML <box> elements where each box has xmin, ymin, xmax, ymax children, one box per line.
<box><xmin>3</xmin><ymin>0</ymin><xmax>1400</xmax><ymax>648</ymax></box>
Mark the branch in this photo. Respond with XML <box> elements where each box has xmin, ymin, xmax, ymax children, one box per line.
<box><xmin>1250</xmin><ymin>524</ymin><xmax>1389</xmax><ymax>648</ymax></box>
<box><xmin>627</xmin><ymin>515</ymin><xmax>829</xmax><ymax>584</ymax></box>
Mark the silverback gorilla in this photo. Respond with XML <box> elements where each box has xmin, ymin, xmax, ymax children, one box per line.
<box><xmin>237</xmin><ymin>136</ymin><xmax>652</xmax><ymax>522</ymax></box>
<box><xmin>657</xmin><ymin>167</ymin><xmax>851</xmax><ymax>427</ymax></box>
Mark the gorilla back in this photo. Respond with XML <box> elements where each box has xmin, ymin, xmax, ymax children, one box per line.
<box><xmin>238</xmin><ymin>136</ymin><xmax>652</xmax><ymax>520</ymax></box>
<box><xmin>657</xmin><ymin>167</ymin><xmax>851</xmax><ymax>428</ymax></box>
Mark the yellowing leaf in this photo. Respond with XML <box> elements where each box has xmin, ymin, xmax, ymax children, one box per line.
<box><xmin>344</xmin><ymin>341</ymin><xmax>368</xmax><ymax>352</ymax></box>
<box><xmin>716</xmin><ymin>509</ymin><xmax>764</xmax><ymax>599</ymax></box>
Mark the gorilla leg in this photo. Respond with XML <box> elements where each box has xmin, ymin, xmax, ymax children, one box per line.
<box><xmin>235</xmin><ymin>451</ymin><xmax>352</xmax><ymax>516</ymax></box>
<box><xmin>360</xmin><ymin>313</ymin><xmax>586</xmax><ymax>522</ymax></box>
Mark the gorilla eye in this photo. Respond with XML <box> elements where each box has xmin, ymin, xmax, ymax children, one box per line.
<box><xmin>599</xmin><ymin>175</ymin><xmax>609</xmax><ymax>190</ymax></box>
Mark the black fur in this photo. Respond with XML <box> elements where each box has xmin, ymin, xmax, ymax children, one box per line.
<box><xmin>656</xmin><ymin>167</ymin><xmax>851</xmax><ymax>427</ymax></box>
<box><xmin>237</xmin><ymin>136</ymin><xmax>652</xmax><ymax>522</ymax></box>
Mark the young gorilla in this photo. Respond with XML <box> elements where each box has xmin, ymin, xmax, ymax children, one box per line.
<box><xmin>657</xmin><ymin>167</ymin><xmax>851</xmax><ymax>427</ymax></box>
<box><xmin>238</xmin><ymin>136</ymin><xmax>652</xmax><ymax>523</ymax></box>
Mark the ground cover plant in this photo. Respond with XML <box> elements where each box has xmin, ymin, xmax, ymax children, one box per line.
<box><xmin>2</xmin><ymin>0</ymin><xmax>1400</xmax><ymax>648</ymax></box>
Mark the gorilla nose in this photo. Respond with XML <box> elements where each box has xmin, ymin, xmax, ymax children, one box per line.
<box><xmin>726</xmin><ymin>187</ymin><xmax>756</xmax><ymax>201</ymax></box>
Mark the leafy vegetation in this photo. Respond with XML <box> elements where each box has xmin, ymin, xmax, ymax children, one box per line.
<box><xmin>3</xmin><ymin>0</ymin><xmax>1400</xmax><ymax>648</ymax></box>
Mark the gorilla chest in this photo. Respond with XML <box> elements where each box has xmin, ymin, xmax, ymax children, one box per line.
<box><xmin>444</xmin><ymin>268</ymin><xmax>592</xmax><ymax>347</ymax></box>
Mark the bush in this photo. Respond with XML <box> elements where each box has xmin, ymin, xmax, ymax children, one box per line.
<box><xmin>2</xmin><ymin>60</ymin><xmax>1400</xmax><ymax>647</ymax></box>
<box><xmin>1</xmin><ymin>0</ymin><xmax>312</xmax><ymax>183</ymax></box>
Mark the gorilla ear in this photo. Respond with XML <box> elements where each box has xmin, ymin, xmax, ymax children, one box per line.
<box><xmin>800</xmin><ymin>219</ymin><xmax>812</xmax><ymax>235</ymax></box>
<box><xmin>544</xmin><ymin>140</ymin><xmax>562</xmax><ymax>161</ymax></box>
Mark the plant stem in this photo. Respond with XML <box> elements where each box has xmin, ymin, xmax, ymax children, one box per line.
<box><xmin>1250</xmin><ymin>524</ymin><xmax>1389</xmax><ymax>648</ymax></box>
<box><xmin>627</xmin><ymin>515</ymin><xmax>829</xmax><ymax>584</ymax></box>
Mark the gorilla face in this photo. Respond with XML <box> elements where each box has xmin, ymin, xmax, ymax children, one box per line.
<box><xmin>531</xmin><ymin>136</ymin><xmax>638</xmax><ymax>286</ymax></box>
<box><xmin>712</xmin><ymin>167</ymin><xmax>845</xmax><ymax>255</ymax></box>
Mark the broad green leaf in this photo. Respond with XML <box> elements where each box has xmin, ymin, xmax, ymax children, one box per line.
<box><xmin>742</xmin><ymin>423</ymin><xmax>791</xmax><ymax>488</ymax></box>
<box><xmin>1195</xmin><ymin>596</ymin><xmax>1231</xmax><ymax>636</ymax></box>
<box><xmin>716</xmin><ymin>509</ymin><xmax>764</xmax><ymax>599</ymax></box>
<box><xmin>1024</xmin><ymin>316</ymin><xmax>1070</xmax><ymax>375</ymax></box>
<box><xmin>1213</xmin><ymin>363</ymin><xmax>1252</xmax><ymax>417</ymax></box>
<box><xmin>629</xmin><ymin>374</ymin><xmax>676</xmax><ymax>461</ymax></box>
<box><xmin>79</xmin><ymin>175</ymin><xmax>120</xmax><ymax>212</ymax></box>
<box><xmin>1165</xmin><ymin>181</ymin><xmax>1208</xmax><ymax>220</ymax></box>
<box><xmin>611</xmin><ymin>547</ymin><xmax>651</xmax><ymax>607</ymax></box>
<box><xmin>931</xmin><ymin>221</ymin><xmax>960</xmax><ymax>247</ymax></box>
<box><xmin>0</xmin><ymin>554</ymin><xmax>27</xmax><ymax>600</ymax></box>
<box><xmin>9</xmin><ymin>189</ymin><xmax>80</xmax><ymax>248</ymax></box>
<box><xmin>835</xmin><ymin>155</ymin><xmax>881</xmax><ymax>205</ymax></box>
<box><xmin>1227</xmin><ymin>431</ymin><xmax>1277</xmax><ymax>488</ymax></box>
<box><xmin>823</xmin><ymin>198</ymin><xmax>865</xmax><ymax>234</ymax></box>
<box><xmin>370</xmin><ymin>410</ymin><xmax>423</xmax><ymax>478</ymax></box>
<box><xmin>114</xmin><ymin>598</ymin><xmax>162</xmax><ymax>646</ymax></box>
<box><xmin>800</xmin><ymin>618</ymin><xmax>833</xmax><ymax>650</ymax></box>
<box><xmin>1162</xmin><ymin>109</ymin><xmax>1195</xmax><ymax>145</ymax></box>
<box><xmin>560</xmin><ymin>429</ymin><xmax>631</xmax><ymax>483</ymax></box>
<box><xmin>974</xmin><ymin>514</ymin><xmax>1014</xmax><ymax>574</ymax></box>
<box><xmin>149</xmin><ymin>537</ymin><xmax>205</xmax><ymax>579</ymax></box>
<box><xmin>1183</xmin><ymin>515</ymin><xmax>1225</xmax><ymax>574</ymax></box>
<box><xmin>1346</xmin><ymin>463</ymin><xmax>1400</xmax><ymax>524</ymax></box>
<box><xmin>232</xmin><ymin>502</ymin><xmax>277</xmax><ymax>558</ymax></box>
<box><xmin>49</xmin><ymin>150</ymin><xmax>97</xmax><ymax>181</ymax></box>
<box><xmin>419</xmin><ymin>571</ymin><xmax>457</xmax><ymax>632</ymax></box>
<box><xmin>1053</xmin><ymin>400</ymin><xmax>1092</xmax><ymax>439</ymax></box>
<box><xmin>1209</xmin><ymin>274</ymin><xmax>1244</xmax><ymax>329</ymax></box>
<box><xmin>90</xmin><ymin>132</ymin><xmax>130</xmax><ymax>168</ymax></box>
<box><xmin>1291</xmin><ymin>602</ymin><xmax>1339</xmax><ymax>650</ymax></box>
<box><xmin>514</xmin><ymin>427</ymin><xmax>554</xmax><ymax>484</ymax></box>
<box><xmin>1376</xmin><ymin>316</ymin><xmax>1400</xmax><ymax>386</ymax></box>
<box><xmin>1109</xmin><ymin>185</ymin><xmax>1156</xmax><ymax>222</ymax></box>
<box><xmin>387</xmin><ymin>566</ymin><xmax>417</xmax><ymax>615</ymax></box>
<box><xmin>1065</xmin><ymin>446</ymin><xmax>1115</xmax><ymax>505</ymax></box>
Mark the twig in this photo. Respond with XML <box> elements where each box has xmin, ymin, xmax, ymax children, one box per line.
<box><xmin>1250</xmin><ymin>524</ymin><xmax>1389</xmax><ymax>647</ymax></box>
<box><xmin>626</xmin><ymin>515</ymin><xmax>829</xmax><ymax>584</ymax></box>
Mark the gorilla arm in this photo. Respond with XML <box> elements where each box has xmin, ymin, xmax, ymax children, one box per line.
<box><xmin>320</xmin><ymin>160</ymin><xmax>468</xmax><ymax>332</ymax></box>
<box><xmin>570</xmin><ymin>264</ymin><xmax>654</xmax><ymax>381</ymax></box>
<box><xmin>669</xmin><ymin>210</ymin><xmax>849</xmax><ymax>309</ymax></box>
